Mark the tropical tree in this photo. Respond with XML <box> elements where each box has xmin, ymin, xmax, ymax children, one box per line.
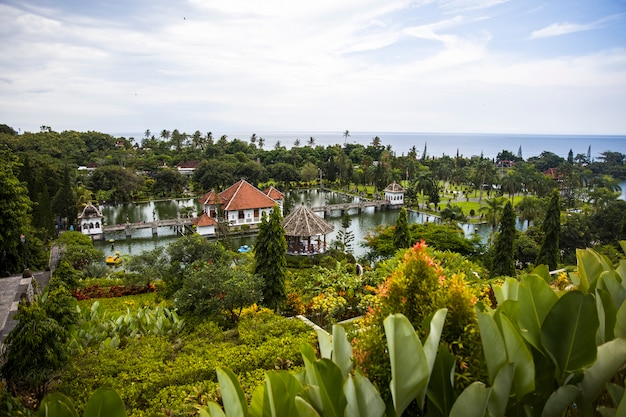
<box><xmin>254</xmin><ymin>207</ymin><xmax>287</xmax><ymax>311</ymax></box>
<box><xmin>308</xmin><ymin>136</ymin><xmax>315</xmax><ymax>147</ymax></box>
<box><xmin>1</xmin><ymin>299</ymin><xmax>70</xmax><ymax>400</ymax></box>
<box><xmin>51</xmin><ymin>165</ymin><xmax>77</xmax><ymax>229</ymax></box>
<box><xmin>334</xmin><ymin>212</ymin><xmax>354</xmax><ymax>253</ymax></box>
<box><xmin>500</xmin><ymin>170</ymin><xmax>522</xmax><ymax>200</ymax></box>
<box><xmin>413</xmin><ymin>168</ymin><xmax>433</xmax><ymax>209</ymax></box>
<box><xmin>472</xmin><ymin>159</ymin><xmax>497</xmax><ymax>205</ymax></box>
<box><xmin>536</xmin><ymin>190</ymin><xmax>561</xmax><ymax>270</ymax></box>
<box><xmin>440</xmin><ymin>204</ymin><xmax>468</xmax><ymax>224</ymax></box>
<box><xmin>393</xmin><ymin>207</ymin><xmax>411</xmax><ymax>249</ymax></box>
<box><xmin>343</xmin><ymin>130</ymin><xmax>350</xmax><ymax>145</ymax></box>
<box><xmin>0</xmin><ymin>155</ymin><xmax>33</xmax><ymax>273</ymax></box>
<box><xmin>479</xmin><ymin>197</ymin><xmax>506</xmax><ymax>244</ymax></box>
<box><xmin>515</xmin><ymin>195</ymin><xmax>541</xmax><ymax>228</ymax></box>
<box><xmin>490</xmin><ymin>201</ymin><xmax>516</xmax><ymax>277</ymax></box>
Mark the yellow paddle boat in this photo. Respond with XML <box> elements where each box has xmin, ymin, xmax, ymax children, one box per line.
<box><xmin>106</xmin><ymin>251</ymin><xmax>123</xmax><ymax>266</ymax></box>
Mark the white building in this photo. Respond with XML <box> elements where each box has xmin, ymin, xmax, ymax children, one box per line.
<box><xmin>196</xmin><ymin>179</ymin><xmax>283</xmax><ymax>235</ymax></box>
<box><xmin>78</xmin><ymin>203</ymin><xmax>104</xmax><ymax>239</ymax></box>
<box><xmin>384</xmin><ymin>181</ymin><xmax>405</xmax><ymax>207</ymax></box>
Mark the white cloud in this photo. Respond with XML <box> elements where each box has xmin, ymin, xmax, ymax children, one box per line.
<box><xmin>0</xmin><ymin>0</ymin><xmax>625</xmax><ymax>134</ymax></box>
<box><xmin>530</xmin><ymin>14</ymin><xmax>623</xmax><ymax>39</ymax></box>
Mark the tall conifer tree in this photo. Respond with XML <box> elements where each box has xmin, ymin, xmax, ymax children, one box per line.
<box><xmin>254</xmin><ymin>207</ymin><xmax>287</xmax><ymax>311</ymax></box>
<box><xmin>491</xmin><ymin>201</ymin><xmax>516</xmax><ymax>277</ymax></box>
<box><xmin>536</xmin><ymin>190</ymin><xmax>561</xmax><ymax>270</ymax></box>
<box><xmin>393</xmin><ymin>207</ymin><xmax>411</xmax><ymax>249</ymax></box>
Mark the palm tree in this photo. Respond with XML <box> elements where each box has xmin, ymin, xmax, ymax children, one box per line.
<box><xmin>515</xmin><ymin>195</ymin><xmax>541</xmax><ymax>229</ymax></box>
<box><xmin>472</xmin><ymin>159</ymin><xmax>497</xmax><ymax>205</ymax></box>
<box><xmin>343</xmin><ymin>130</ymin><xmax>350</xmax><ymax>145</ymax></box>
<box><xmin>413</xmin><ymin>169</ymin><xmax>433</xmax><ymax>209</ymax></box>
<box><xmin>160</xmin><ymin>129</ymin><xmax>170</xmax><ymax>141</ymax></box>
<box><xmin>294</xmin><ymin>139</ymin><xmax>301</xmax><ymax>147</ymax></box>
<box><xmin>308</xmin><ymin>136</ymin><xmax>315</xmax><ymax>147</ymax></box>
<box><xmin>501</xmin><ymin>170</ymin><xmax>522</xmax><ymax>201</ymax></box>
<box><xmin>144</xmin><ymin>129</ymin><xmax>151</xmax><ymax>139</ymax></box>
<box><xmin>258</xmin><ymin>137</ymin><xmax>265</xmax><ymax>150</ymax></box>
<box><xmin>250</xmin><ymin>133</ymin><xmax>257</xmax><ymax>145</ymax></box>
<box><xmin>480</xmin><ymin>197</ymin><xmax>506</xmax><ymax>243</ymax></box>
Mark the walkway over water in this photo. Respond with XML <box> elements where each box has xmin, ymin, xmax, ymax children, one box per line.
<box><xmin>103</xmin><ymin>218</ymin><xmax>193</xmax><ymax>238</ymax></box>
<box><xmin>311</xmin><ymin>199</ymin><xmax>390</xmax><ymax>214</ymax></box>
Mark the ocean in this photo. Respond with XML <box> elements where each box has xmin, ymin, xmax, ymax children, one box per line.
<box><xmin>113</xmin><ymin>131</ymin><xmax>625</xmax><ymax>160</ymax></box>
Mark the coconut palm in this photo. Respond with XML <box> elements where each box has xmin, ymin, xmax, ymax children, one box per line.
<box><xmin>516</xmin><ymin>195</ymin><xmax>541</xmax><ymax>228</ymax></box>
<box><xmin>480</xmin><ymin>196</ymin><xmax>506</xmax><ymax>243</ymax></box>
<box><xmin>258</xmin><ymin>137</ymin><xmax>265</xmax><ymax>150</ymax></box>
<box><xmin>472</xmin><ymin>159</ymin><xmax>497</xmax><ymax>205</ymax></box>
<box><xmin>308</xmin><ymin>136</ymin><xmax>315</xmax><ymax>147</ymax></box>
<box><xmin>413</xmin><ymin>169</ymin><xmax>433</xmax><ymax>209</ymax></box>
<box><xmin>501</xmin><ymin>170</ymin><xmax>522</xmax><ymax>201</ymax></box>
<box><xmin>343</xmin><ymin>130</ymin><xmax>350</xmax><ymax>145</ymax></box>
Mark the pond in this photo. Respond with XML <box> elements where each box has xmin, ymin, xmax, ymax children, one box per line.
<box><xmin>94</xmin><ymin>191</ymin><xmax>492</xmax><ymax>261</ymax></box>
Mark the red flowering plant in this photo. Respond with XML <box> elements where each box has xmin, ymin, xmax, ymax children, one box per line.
<box><xmin>351</xmin><ymin>240</ymin><xmax>485</xmax><ymax>403</ymax></box>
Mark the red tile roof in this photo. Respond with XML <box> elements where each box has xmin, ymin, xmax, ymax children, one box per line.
<box><xmin>198</xmin><ymin>180</ymin><xmax>280</xmax><ymax>211</ymax></box>
<box><xmin>193</xmin><ymin>213</ymin><xmax>218</xmax><ymax>226</ymax></box>
<box><xmin>264</xmin><ymin>186</ymin><xmax>284</xmax><ymax>201</ymax></box>
<box><xmin>176</xmin><ymin>160</ymin><xmax>201</xmax><ymax>169</ymax></box>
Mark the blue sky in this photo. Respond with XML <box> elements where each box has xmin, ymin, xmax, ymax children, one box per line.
<box><xmin>1</xmin><ymin>0</ymin><xmax>625</xmax><ymax>135</ymax></box>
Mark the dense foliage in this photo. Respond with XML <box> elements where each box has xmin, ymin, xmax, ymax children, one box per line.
<box><xmin>254</xmin><ymin>208</ymin><xmax>287</xmax><ymax>311</ymax></box>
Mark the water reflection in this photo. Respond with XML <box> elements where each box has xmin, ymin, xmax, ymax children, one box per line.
<box><xmin>95</xmin><ymin>191</ymin><xmax>495</xmax><ymax>260</ymax></box>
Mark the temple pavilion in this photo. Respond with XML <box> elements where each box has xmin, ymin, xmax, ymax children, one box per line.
<box><xmin>282</xmin><ymin>204</ymin><xmax>334</xmax><ymax>255</ymax></box>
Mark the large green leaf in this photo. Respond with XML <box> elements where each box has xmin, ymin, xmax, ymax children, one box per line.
<box><xmin>596</xmin><ymin>288</ymin><xmax>617</xmax><ymax>345</ymax></box>
<box><xmin>449</xmin><ymin>382</ymin><xmax>490</xmax><ymax>417</ymax></box>
<box><xmin>248</xmin><ymin>384</ymin><xmax>266</xmax><ymax>417</ymax></box>
<box><xmin>541</xmin><ymin>385</ymin><xmax>582</xmax><ymax>417</ymax></box>
<box><xmin>316</xmin><ymin>328</ymin><xmax>332</xmax><ymax>360</ymax></box>
<box><xmin>577</xmin><ymin>248</ymin><xmax>612</xmax><ymax>293</ymax></box>
<box><xmin>530</xmin><ymin>264</ymin><xmax>552</xmax><ymax>285</ymax></box>
<box><xmin>579</xmin><ymin>338</ymin><xmax>626</xmax><ymax>412</ymax></box>
<box><xmin>419</xmin><ymin>309</ymin><xmax>447</xmax><ymax>407</ymax></box>
<box><xmin>476</xmin><ymin>308</ymin><xmax>507</xmax><ymax>384</ymax></box>
<box><xmin>216</xmin><ymin>367</ymin><xmax>248</xmax><ymax>417</ymax></box>
<box><xmin>332</xmin><ymin>324</ymin><xmax>353</xmax><ymax>378</ymax></box>
<box><xmin>83</xmin><ymin>387</ymin><xmax>127</xmax><ymax>417</ymax></box>
<box><xmin>617</xmin><ymin>259</ymin><xmax>626</xmax><ymax>284</ymax></box>
<box><xmin>383</xmin><ymin>313</ymin><xmax>428</xmax><ymax>417</ymax></box>
<box><xmin>615</xmin><ymin>301</ymin><xmax>626</xmax><ymax>338</ymax></box>
<box><xmin>597</xmin><ymin>272</ymin><xmax>626</xmax><ymax>310</ymax></box>
<box><xmin>258</xmin><ymin>371</ymin><xmax>303</xmax><ymax>417</ymax></box>
<box><xmin>426</xmin><ymin>344</ymin><xmax>457</xmax><ymax>417</ymax></box>
<box><xmin>201</xmin><ymin>403</ymin><xmax>227</xmax><ymax>417</ymax></box>
<box><xmin>493</xmin><ymin>277</ymin><xmax>519</xmax><ymax>305</ymax></box>
<box><xmin>487</xmin><ymin>363</ymin><xmax>514</xmax><ymax>417</ymax></box>
<box><xmin>499</xmin><ymin>314</ymin><xmax>535</xmax><ymax>399</ymax></box>
<box><xmin>517</xmin><ymin>274</ymin><xmax>558</xmax><ymax>350</ymax></box>
<box><xmin>294</xmin><ymin>396</ymin><xmax>321</xmax><ymax>417</ymax></box>
<box><xmin>343</xmin><ymin>372</ymin><xmax>386</xmax><ymax>417</ymax></box>
<box><xmin>37</xmin><ymin>392</ymin><xmax>79</xmax><ymax>417</ymax></box>
<box><xmin>301</xmin><ymin>358</ymin><xmax>346</xmax><ymax>417</ymax></box>
<box><xmin>541</xmin><ymin>291</ymin><xmax>599</xmax><ymax>381</ymax></box>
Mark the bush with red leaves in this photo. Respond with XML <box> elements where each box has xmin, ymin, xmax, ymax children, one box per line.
<box><xmin>71</xmin><ymin>283</ymin><xmax>156</xmax><ymax>300</ymax></box>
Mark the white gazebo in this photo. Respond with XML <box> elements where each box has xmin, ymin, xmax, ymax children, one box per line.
<box><xmin>78</xmin><ymin>203</ymin><xmax>104</xmax><ymax>240</ymax></box>
<box><xmin>384</xmin><ymin>181</ymin><xmax>405</xmax><ymax>207</ymax></box>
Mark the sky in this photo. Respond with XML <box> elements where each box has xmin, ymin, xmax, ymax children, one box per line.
<box><xmin>1</xmin><ymin>0</ymin><xmax>626</xmax><ymax>136</ymax></box>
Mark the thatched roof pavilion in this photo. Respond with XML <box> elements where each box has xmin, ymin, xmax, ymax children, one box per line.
<box><xmin>283</xmin><ymin>204</ymin><xmax>334</xmax><ymax>255</ymax></box>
